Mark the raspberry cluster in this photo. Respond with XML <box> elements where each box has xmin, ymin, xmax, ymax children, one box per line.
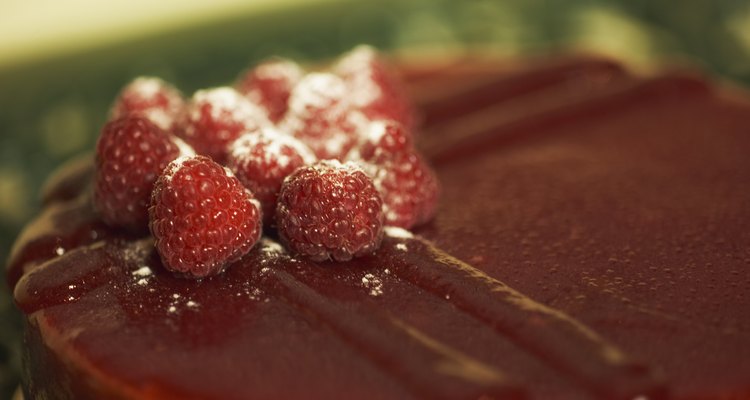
<box><xmin>92</xmin><ymin>46</ymin><xmax>439</xmax><ymax>278</ymax></box>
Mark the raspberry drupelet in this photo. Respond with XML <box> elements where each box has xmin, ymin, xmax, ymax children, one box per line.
<box><xmin>94</xmin><ymin>115</ymin><xmax>192</xmax><ymax>232</ymax></box>
<box><xmin>276</xmin><ymin>160</ymin><xmax>384</xmax><ymax>262</ymax></box>
<box><xmin>227</xmin><ymin>127</ymin><xmax>316</xmax><ymax>227</ymax></box>
<box><xmin>110</xmin><ymin>77</ymin><xmax>185</xmax><ymax>131</ymax></box>
<box><xmin>177</xmin><ymin>87</ymin><xmax>269</xmax><ymax>164</ymax></box>
<box><xmin>149</xmin><ymin>155</ymin><xmax>262</xmax><ymax>278</ymax></box>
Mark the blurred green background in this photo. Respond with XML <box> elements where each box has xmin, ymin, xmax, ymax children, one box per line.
<box><xmin>1</xmin><ymin>0</ymin><xmax>750</xmax><ymax>396</ymax></box>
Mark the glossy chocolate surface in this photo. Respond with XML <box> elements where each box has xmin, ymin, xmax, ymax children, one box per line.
<box><xmin>7</xmin><ymin>56</ymin><xmax>750</xmax><ymax>399</ymax></box>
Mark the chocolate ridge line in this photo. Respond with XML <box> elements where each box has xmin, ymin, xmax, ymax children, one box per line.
<box><xmin>421</xmin><ymin>71</ymin><xmax>710</xmax><ymax>166</ymax></box>
<box><xmin>258</xmin><ymin>247</ymin><xmax>525</xmax><ymax>400</ymax></box>
<box><xmin>382</xmin><ymin>232</ymin><xmax>667</xmax><ymax>400</ymax></box>
<box><xmin>414</xmin><ymin>56</ymin><xmax>628</xmax><ymax>127</ymax></box>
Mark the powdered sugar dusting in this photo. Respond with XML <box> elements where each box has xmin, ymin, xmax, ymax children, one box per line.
<box><xmin>261</xmin><ymin>237</ymin><xmax>286</xmax><ymax>256</ymax></box>
<box><xmin>160</xmin><ymin>155</ymin><xmax>197</xmax><ymax>183</ymax></box>
<box><xmin>144</xmin><ymin>109</ymin><xmax>173</xmax><ymax>131</ymax></box>
<box><xmin>132</xmin><ymin>266</ymin><xmax>153</xmax><ymax>277</ymax></box>
<box><xmin>230</xmin><ymin>127</ymin><xmax>315</xmax><ymax>171</ymax></box>
<box><xmin>121</xmin><ymin>238</ymin><xmax>155</xmax><ymax>263</ymax></box>
<box><xmin>195</xmin><ymin>87</ymin><xmax>265</xmax><ymax>123</ymax></box>
<box><xmin>166</xmin><ymin>293</ymin><xmax>200</xmax><ymax>314</ymax></box>
<box><xmin>334</xmin><ymin>45</ymin><xmax>377</xmax><ymax>76</ymax></box>
<box><xmin>282</xmin><ymin>72</ymin><xmax>360</xmax><ymax>159</ymax></box>
<box><xmin>172</xmin><ymin>137</ymin><xmax>195</xmax><ymax>157</ymax></box>
<box><xmin>334</xmin><ymin>45</ymin><xmax>382</xmax><ymax>106</ymax></box>
<box><xmin>287</xmin><ymin>73</ymin><xmax>347</xmax><ymax>118</ymax></box>
<box><xmin>129</xmin><ymin>77</ymin><xmax>166</xmax><ymax>98</ymax></box>
<box><xmin>254</xmin><ymin>59</ymin><xmax>303</xmax><ymax>81</ymax></box>
<box><xmin>183</xmin><ymin>87</ymin><xmax>268</xmax><ymax>143</ymax></box>
<box><xmin>361</xmin><ymin>273</ymin><xmax>384</xmax><ymax>296</ymax></box>
<box><xmin>130</xmin><ymin>265</ymin><xmax>153</xmax><ymax>286</ymax></box>
<box><xmin>113</xmin><ymin>76</ymin><xmax>184</xmax><ymax>130</ymax></box>
<box><xmin>324</xmin><ymin>131</ymin><xmax>353</xmax><ymax>158</ymax></box>
<box><xmin>365</xmin><ymin>119</ymin><xmax>389</xmax><ymax>143</ymax></box>
<box><xmin>385</xmin><ymin>226</ymin><xmax>414</xmax><ymax>239</ymax></box>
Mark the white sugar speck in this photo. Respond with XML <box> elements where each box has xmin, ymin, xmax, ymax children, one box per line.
<box><xmin>137</xmin><ymin>278</ymin><xmax>148</xmax><ymax>286</ymax></box>
<box><xmin>385</xmin><ymin>226</ymin><xmax>414</xmax><ymax>239</ymax></box>
<box><xmin>68</xmin><ymin>284</ymin><xmax>76</xmax><ymax>290</ymax></box>
<box><xmin>186</xmin><ymin>301</ymin><xmax>198</xmax><ymax>307</ymax></box>
<box><xmin>396</xmin><ymin>243</ymin><xmax>408</xmax><ymax>251</ymax></box>
<box><xmin>168</xmin><ymin>306</ymin><xmax>177</xmax><ymax>313</ymax></box>
<box><xmin>67</xmin><ymin>296</ymin><xmax>75</xmax><ymax>301</ymax></box>
<box><xmin>261</xmin><ymin>238</ymin><xmax>286</xmax><ymax>255</ymax></box>
<box><xmin>172</xmin><ymin>293</ymin><xmax>180</xmax><ymax>299</ymax></box>
<box><xmin>55</xmin><ymin>247</ymin><xmax>65</xmax><ymax>256</ymax></box>
<box><xmin>132</xmin><ymin>266</ymin><xmax>153</xmax><ymax>277</ymax></box>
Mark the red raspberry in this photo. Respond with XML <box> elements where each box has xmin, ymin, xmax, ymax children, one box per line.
<box><xmin>333</xmin><ymin>45</ymin><xmax>415</xmax><ymax>130</ymax></box>
<box><xmin>367</xmin><ymin>151</ymin><xmax>439</xmax><ymax>229</ymax></box>
<box><xmin>227</xmin><ymin>127</ymin><xmax>316</xmax><ymax>226</ymax></box>
<box><xmin>94</xmin><ymin>116</ymin><xmax>190</xmax><ymax>231</ymax></box>
<box><xmin>177</xmin><ymin>87</ymin><xmax>269</xmax><ymax>164</ymax></box>
<box><xmin>110</xmin><ymin>77</ymin><xmax>184</xmax><ymax>131</ymax></box>
<box><xmin>236</xmin><ymin>58</ymin><xmax>304</xmax><ymax>123</ymax></box>
<box><xmin>354</xmin><ymin>120</ymin><xmax>413</xmax><ymax>162</ymax></box>
<box><xmin>149</xmin><ymin>156</ymin><xmax>262</xmax><ymax>278</ymax></box>
<box><xmin>276</xmin><ymin>160</ymin><xmax>384</xmax><ymax>262</ymax></box>
<box><xmin>281</xmin><ymin>73</ymin><xmax>361</xmax><ymax>160</ymax></box>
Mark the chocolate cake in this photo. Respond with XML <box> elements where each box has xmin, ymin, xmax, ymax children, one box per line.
<box><xmin>7</xmin><ymin>54</ymin><xmax>750</xmax><ymax>399</ymax></box>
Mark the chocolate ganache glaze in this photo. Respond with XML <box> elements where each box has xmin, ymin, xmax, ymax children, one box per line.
<box><xmin>7</xmin><ymin>55</ymin><xmax>750</xmax><ymax>399</ymax></box>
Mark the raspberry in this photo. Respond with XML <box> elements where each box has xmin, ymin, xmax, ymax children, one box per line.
<box><xmin>94</xmin><ymin>115</ymin><xmax>192</xmax><ymax>231</ymax></box>
<box><xmin>227</xmin><ymin>128</ymin><xmax>316</xmax><ymax>226</ymax></box>
<box><xmin>110</xmin><ymin>77</ymin><xmax>184</xmax><ymax>131</ymax></box>
<box><xmin>276</xmin><ymin>160</ymin><xmax>384</xmax><ymax>262</ymax></box>
<box><xmin>333</xmin><ymin>45</ymin><xmax>415</xmax><ymax>130</ymax></box>
<box><xmin>177</xmin><ymin>87</ymin><xmax>269</xmax><ymax>164</ymax></box>
<box><xmin>354</xmin><ymin>120</ymin><xmax>413</xmax><ymax>162</ymax></box>
<box><xmin>94</xmin><ymin>116</ymin><xmax>191</xmax><ymax>231</ymax></box>
<box><xmin>149</xmin><ymin>156</ymin><xmax>262</xmax><ymax>277</ymax></box>
<box><xmin>236</xmin><ymin>58</ymin><xmax>303</xmax><ymax>123</ymax></box>
<box><xmin>350</xmin><ymin>120</ymin><xmax>437</xmax><ymax>229</ymax></box>
<box><xmin>281</xmin><ymin>73</ymin><xmax>361</xmax><ymax>160</ymax></box>
<box><xmin>367</xmin><ymin>151</ymin><xmax>439</xmax><ymax>229</ymax></box>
